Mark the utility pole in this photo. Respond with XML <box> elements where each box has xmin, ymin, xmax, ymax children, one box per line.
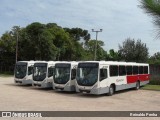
<box><xmin>16</xmin><ymin>29</ymin><xmax>19</xmax><ymax>63</ymax></box>
<box><xmin>92</xmin><ymin>29</ymin><xmax>103</xmax><ymax>61</ymax></box>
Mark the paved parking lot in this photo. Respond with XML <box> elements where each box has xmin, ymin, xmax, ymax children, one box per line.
<box><xmin>0</xmin><ymin>77</ymin><xmax>160</xmax><ymax>120</ymax></box>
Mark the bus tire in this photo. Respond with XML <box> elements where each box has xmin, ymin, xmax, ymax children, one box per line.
<box><xmin>135</xmin><ymin>81</ymin><xmax>140</xmax><ymax>90</ymax></box>
<box><xmin>108</xmin><ymin>85</ymin><xmax>114</xmax><ymax>96</ymax></box>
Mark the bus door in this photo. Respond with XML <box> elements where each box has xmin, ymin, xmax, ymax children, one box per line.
<box><xmin>99</xmin><ymin>66</ymin><xmax>108</xmax><ymax>88</ymax></box>
<box><xmin>47</xmin><ymin>66</ymin><xmax>54</xmax><ymax>83</ymax></box>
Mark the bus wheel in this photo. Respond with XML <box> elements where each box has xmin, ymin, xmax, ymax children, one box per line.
<box><xmin>135</xmin><ymin>81</ymin><xmax>140</xmax><ymax>90</ymax></box>
<box><xmin>108</xmin><ymin>85</ymin><xmax>114</xmax><ymax>96</ymax></box>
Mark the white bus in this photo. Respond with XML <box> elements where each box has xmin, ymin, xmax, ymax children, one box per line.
<box><xmin>76</xmin><ymin>61</ymin><xmax>150</xmax><ymax>95</ymax></box>
<box><xmin>53</xmin><ymin>61</ymin><xmax>78</xmax><ymax>91</ymax></box>
<box><xmin>14</xmin><ymin>61</ymin><xmax>35</xmax><ymax>85</ymax></box>
<box><xmin>32</xmin><ymin>61</ymin><xmax>56</xmax><ymax>88</ymax></box>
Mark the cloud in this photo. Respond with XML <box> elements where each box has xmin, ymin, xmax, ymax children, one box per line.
<box><xmin>0</xmin><ymin>0</ymin><xmax>159</xmax><ymax>55</ymax></box>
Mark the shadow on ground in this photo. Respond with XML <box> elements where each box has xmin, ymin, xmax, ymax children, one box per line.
<box><xmin>4</xmin><ymin>83</ymin><xmax>138</xmax><ymax>98</ymax></box>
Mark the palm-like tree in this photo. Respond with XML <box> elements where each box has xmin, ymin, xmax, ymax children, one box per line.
<box><xmin>140</xmin><ymin>0</ymin><xmax>160</xmax><ymax>38</ymax></box>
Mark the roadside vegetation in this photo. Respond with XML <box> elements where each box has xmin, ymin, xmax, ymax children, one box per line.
<box><xmin>0</xmin><ymin>72</ymin><xmax>14</xmax><ymax>77</ymax></box>
<box><xmin>141</xmin><ymin>84</ymin><xmax>160</xmax><ymax>91</ymax></box>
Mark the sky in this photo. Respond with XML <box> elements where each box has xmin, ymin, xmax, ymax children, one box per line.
<box><xmin>0</xmin><ymin>0</ymin><xmax>159</xmax><ymax>56</ymax></box>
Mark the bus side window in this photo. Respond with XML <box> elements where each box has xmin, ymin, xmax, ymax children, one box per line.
<box><xmin>144</xmin><ymin>66</ymin><xmax>148</xmax><ymax>74</ymax></box>
<box><xmin>28</xmin><ymin>66</ymin><xmax>33</xmax><ymax>75</ymax></box>
<box><xmin>100</xmin><ymin>69</ymin><xmax>107</xmax><ymax>81</ymax></box>
<box><xmin>126</xmin><ymin>66</ymin><xmax>132</xmax><ymax>75</ymax></box>
<box><xmin>139</xmin><ymin>66</ymin><xmax>144</xmax><ymax>74</ymax></box>
<box><xmin>110</xmin><ymin>65</ymin><xmax>118</xmax><ymax>77</ymax></box>
<box><xmin>71</xmin><ymin>69</ymin><xmax>76</xmax><ymax>80</ymax></box>
<box><xmin>48</xmin><ymin>67</ymin><xmax>54</xmax><ymax>77</ymax></box>
<box><xmin>133</xmin><ymin>66</ymin><xmax>138</xmax><ymax>75</ymax></box>
<box><xmin>119</xmin><ymin>65</ymin><xmax>126</xmax><ymax>76</ymax></box>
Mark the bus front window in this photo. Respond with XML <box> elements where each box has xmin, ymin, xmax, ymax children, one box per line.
<box><xmin>33</xmin><ymin>63</ymin><xmax>47</xmax><ymax>81</ymax></box>
<box><xmin>54</xmin><ymin>64</ymin><xmax>71</xmax><ymax>84</ymax></box>
<box><xmin>15</xmin><ymin>63</ymin><xmax>27</xmax><ymax>79</ymax></box>
<box><xmin>77</xmin><ymin>63</ymin><xmax>98</xmax><ymax>86</ymax></box>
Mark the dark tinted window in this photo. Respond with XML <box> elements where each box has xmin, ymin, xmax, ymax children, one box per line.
<box><xmin>100</xmin><ymin>69</ymin><xmax>108</xmax><ymax>81</ymax></box>
<box><xmin>16</xmin><ymin>62</ymin><xmax>27</xmax><ymax>66</ymax></box>
<box><xmin>110</xmin><ymin>65</ymin><xmax>118</xmax><ymax>77</ymax></box>
<box><xmin>34</xmin><ymin>63</ymin><xmax>47</xmax><ymax>67</ymax></box>
<box><xmin>144</xmin><ymin>66</ymin><xmax>148</xmax><ymax>74</ymax></box>
<box><xmin>71</xmin><ymin>69</ymin><xmax>76</xmax><ymax>80</ymax></box>
<box><xmin>78</xmin><ymin>63</ymin><xmax>99</xmax><ymax>68</ymax></box>
<box><xmin>15</xmin><ymin>64</ymin><xmax>27</xmax><ymax>79</ymax></box>
<box><xmin>139</xmin><ymin>66</ymin><xmax>144</xmax><ymax>74</ymax></box>
<box><xmin>133</xmin><ymin>66</ymin><xmax>138</xmax><ymax>75</ymax></box>
<box><xmin>28</xmin><ymin>66</ymin><xmax>33</xmax><ymax>75</ymax></box>
<box><xmin>119</xmin><ymin>66</ymin><xmax>126</xmax><ymax>76</ymax></box>
<box><xmin>55</xmin><ymin>63</ymin><xmax>70</xmax><ymax>68</ymax></box>
<box><xmin>126</xmin><ymin>66</ymin><xmax>132</xmax><ymax>75</ymax></box>
<box><xmin>48</xmin><ymin>67</ymin><xmax>54</xmax><ymax>77</ymax></box>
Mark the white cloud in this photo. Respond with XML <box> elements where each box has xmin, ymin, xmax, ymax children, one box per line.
<box><xmin>0</xmin><ymin>0</ymin><xmax>159</xmax><ymax>55</ymax></box>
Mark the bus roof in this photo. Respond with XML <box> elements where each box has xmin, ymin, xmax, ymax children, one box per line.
<box><xmin>78</xmin><ymin>61</ymin><xmax>149</xmax><ymax>66</ymax></box>
<box><xmin>55</xmin><ymin>61</ymin><xmax>79</xmax><ymax>66</ymax></box>
<box><xmin>17</xmin><ymin>61</ymin><xmax>35</xmax><ymax>64</ymax></box>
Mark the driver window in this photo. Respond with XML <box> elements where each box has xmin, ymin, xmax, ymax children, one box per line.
<box><xmin>100</xmin><ymin>69</ymin><xmax>107</xmax><ymax>81</ymax></box>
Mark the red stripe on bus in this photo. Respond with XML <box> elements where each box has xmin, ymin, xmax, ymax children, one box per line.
<box><xmin>127</xmin><ymin>74</ymin><xmax>150</xmax><ymax>83</ymax></box>
<box><xmin>126</xmin><ymin>75</ymin><xmax>138</xmax><ymax>83</ymax></box>
<box><xmin>139</xmin><ymin>74</ymin><xmax>150</xmax><ymax>81</ymax></box>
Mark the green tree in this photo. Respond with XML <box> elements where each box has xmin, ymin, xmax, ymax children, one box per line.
<box><xmin>64</xmin><ymin>28</ymin><xmax>90</xmax><ymax>42</ymax></box>
<box><xmin>106</xmin><ymin>49</ymin><xmax>121</xmax><ymax>61</ymax></box>
<box><xmin>118</xmin><ymin>38</ymin><xmax>149</xmax><ymax>62</ymax></box>
<box><xmin>140</xmin><ymin>0</ymin><xmax>160</xmax><ymax>38</ymax></box>
<box><xmin>64</xmin><ymin>27</ymin><xmax>92</xmax><ymax>60</ymax></box>
<box><xmin>18</xmin><ymin>22</ymin><xmax>87</xmax><ymax>61</ymax></box>
<box><xmin>0</xmin><ymin>32</ymin><xmax>15</xmax><ymax>54</ymax></box>
<box><xmin>20</xmin><ymin>22</ymin><xmax>57</xmax><ymax>60</ymax></box>
<box><xmin>52</xmin><ymin>28</ymin><xmax>73</xmax><ymax>60</ymax></box>
<box><xmin>148</xmin><ymin>52</ymin><xmax>160</xmax><ymax>64</ymax></box>
<box><xmin>0</xmin><ymin>22</ymin><xmax>107</xmax><ymax>65</ymax></box>
<box><xmin>0</xmin><ymin>26</ymin><xmax>21</xmax><ymax>72</ymax></box>
<box><xmin>84</xmin><ymin>40</ymin><xmax>107</xmax><ymax>60</ymax></box>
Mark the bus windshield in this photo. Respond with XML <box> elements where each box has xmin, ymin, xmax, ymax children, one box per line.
<box><xmin>33</xmin><ymin>63</ymin><xmax>47</xmax><ymax>81</ymax></box>
<box><xmin>15</xmin><ymin>62</ymin><xmax>27</xmax><ymax>79</ymax></box>
<box><xmin>54</xmin><ymin>63</ymin><xmax>71</xmax><ymax>84</ymax></box>
<box><xmin>76</xmin><ymin>63</ymin><xmax>99</xmax><ymax>86</ymax></box>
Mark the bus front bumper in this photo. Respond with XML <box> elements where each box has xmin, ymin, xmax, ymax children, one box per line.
<box><xmin>78</xmin><ymin>86</ymin><xmax>109</xmax><ymax>95</ymax></box>
<box><xmin>54</xmin><ymin>84</ymin><xmax>76</xmax><ymax>92</ymax></box>
<box><xmin>32</xmin><ymin>81</ymin><xmax>52</xmax><ymax>88</ymax></box>
<box><xmin>14</xmin><ymin>79</ymin><xmax>32</xmax><ymax>85</ymax></box>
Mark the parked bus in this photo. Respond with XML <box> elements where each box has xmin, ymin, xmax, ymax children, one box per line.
<box><xmin>53</xmin><ymin>61</ymin><xmax>78</xmax><ymax>91</ymax></box>
<box><xmin>32</xmin><ymin>61</ymin><xmax>56</xmax><ymax>88</ymax></box>
<box><xmin>76</xmin><ymin>61</ymin><xmax>149</xmax><ymax>95</ymax></box>
<box><xmin>14</xmin><ymin>61</ymin><xmax>35</xmax><ymax>85</ymax></box>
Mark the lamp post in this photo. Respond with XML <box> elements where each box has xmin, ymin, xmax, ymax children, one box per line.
<box><xmin>92</xmin><ymin>29</ymin><xmax>103</xmax><ymax>61</ymax></box>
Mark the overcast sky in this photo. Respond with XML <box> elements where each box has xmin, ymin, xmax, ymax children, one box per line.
<box><xmin>0</xmin><ymin>0</ymin><xmax>159</xmax><ymax>56</ymax></box>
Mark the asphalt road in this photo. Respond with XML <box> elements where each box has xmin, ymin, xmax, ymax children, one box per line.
<box><xmin>0</xmin><ymin>77</ymin><xmax>159</xmax><ymax>120</ymax></box>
